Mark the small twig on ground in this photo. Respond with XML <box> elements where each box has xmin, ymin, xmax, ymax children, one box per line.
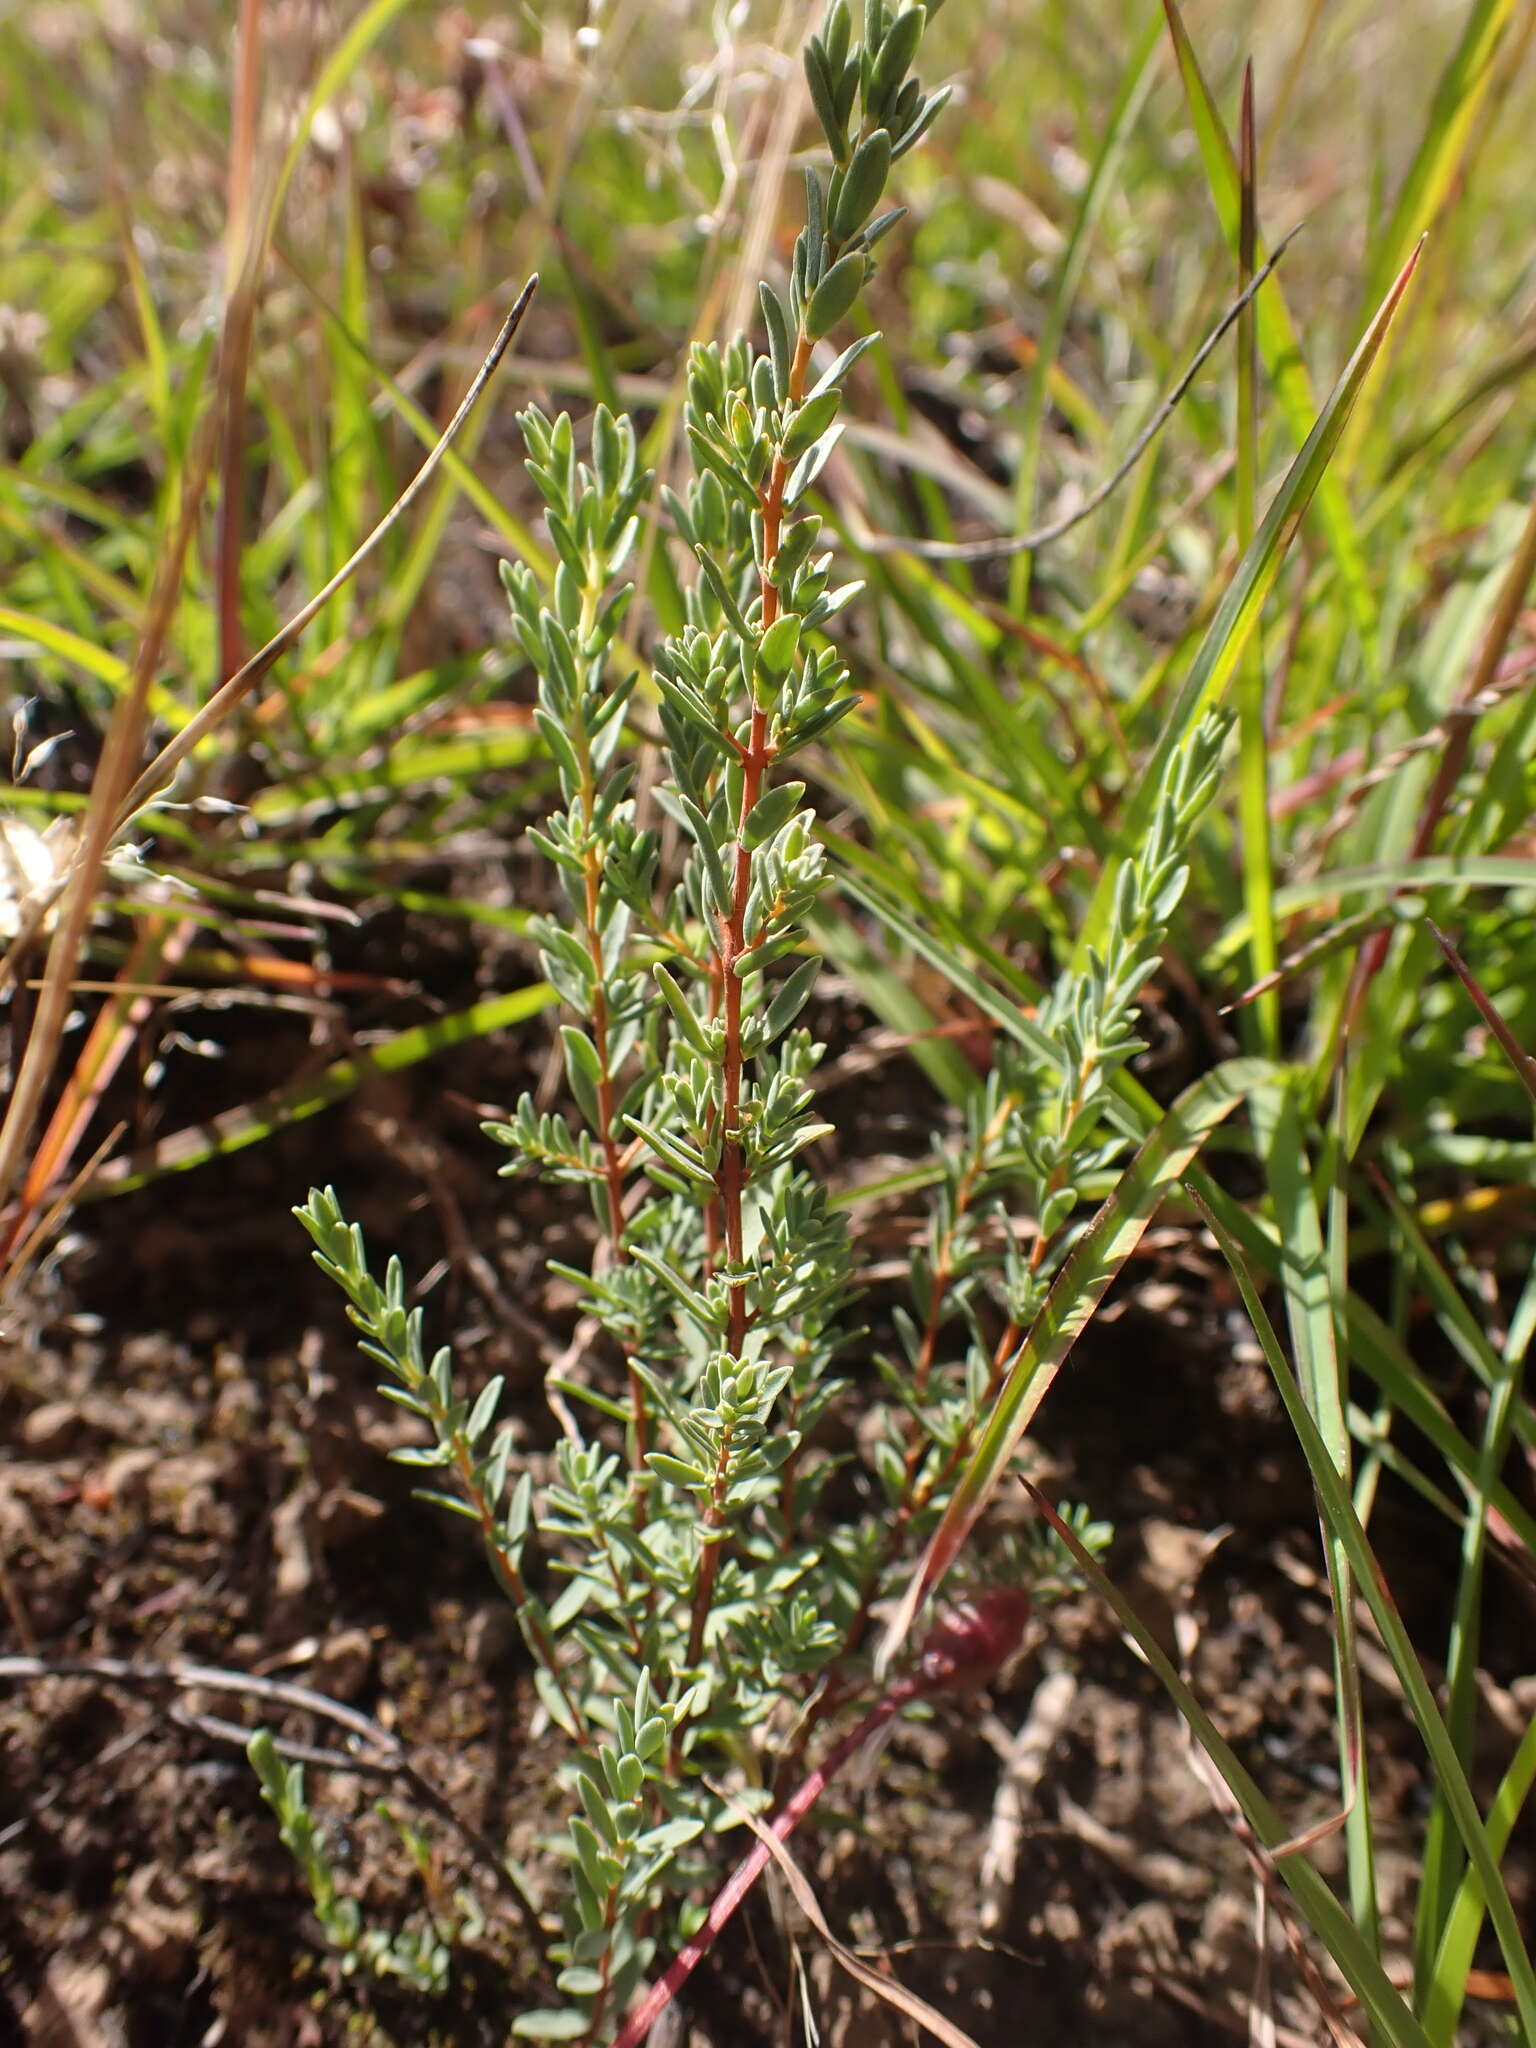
<box><xmin>0</xmin><ymin>1651</ymin><xmax>548</xmax><ymax>1954</ymax></box>
<box><xmin>977</xmin><ymin>1661</ymin><xmax>1078</xmax><ymax>1931</ymax></box>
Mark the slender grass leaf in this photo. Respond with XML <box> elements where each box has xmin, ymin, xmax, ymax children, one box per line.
<box><xmin>78</xmin><ymin>984</ymin><xmax>556</xmax><ymax>1195</ymax></box>
<box><xmin>1161</xmin><ymin>0</ymin><xmax>1378</xmax><ymax>652</ymax></box>
<box><xmin>1025</xmin><ymin>1483</ymin><xmax>1436</xmax><ymax>2048</ymax></box>
<box><xmin>1076</xmin><ymin>236</ymin><xmax>1422</xmax><ymax>965</ymax></box>
<box><xmin>1196</xmin><ymin>1191</ymin><xmax>1536</xmax><ymax>2042</ymax></box>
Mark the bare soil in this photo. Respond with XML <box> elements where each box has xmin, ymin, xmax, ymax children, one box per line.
<box><xmin>3</xmin><ymin>944</ymin><xmax>1532</xmax><ymax>2048</ymax></box>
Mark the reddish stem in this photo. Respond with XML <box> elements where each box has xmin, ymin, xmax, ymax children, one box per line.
<box><xmin>713</xmin><ymin>327</ymin><xmax>813</xmax><ymax>1358</ymax></box>
<box><xmin>614</xmin><ymin>1589</ymin><xmax>1032</xmax><ymax>2048</ymax></box>
<box><xmin>215</xmin><ymin>0</ymin><xmax>264</xmax><ymax>687</ymax></box>
<box><xmin>615</xmin><ymin>1687</ymin><xmax>910</xmax><ymax>2048</ymax></box>
<box><xmin>684</xmin><ymin>329</ymin><xmax>815</xmax><ymax>1664</ymax></box>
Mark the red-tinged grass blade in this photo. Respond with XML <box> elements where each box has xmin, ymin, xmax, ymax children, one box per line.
<box><xmin>213</xmin><ymin>0</ymin><xmax>273</xmax><ymax>686</ymax></box>
<box><xmin>0</xmin><ymin>276</ymin><xmax>538</xmax><ymax>1243</ymax></box>
<box><xmin>1193</xmin><ymin>1189</ymin><xmax>1536</xmax><ymax>2044</ymax></box>
<box><xmin>1336</xmin><ymin>490</ymin><xmax>1536</xmax><ymax>1049</ymax></box>
<box><xmin>877</xmin><ymin>1056</ymin><xmax>1275</xmax><ymax>1673</ymax></box>
<box><xmin>1429</xmin><ymin>921</ymin><xmax>1536</xmax><ymax>1110</ymax></box>
<box><xmin>1022</xmin><ymin>1481</ymin><xmax>1434</xmax><ymax>2048</ymax></box>
<box><xmin>110</xmin><ymin>276</ymin><xmax>539</xmax><ymax>836</ymax></box>
<box><xmin>1074</xmin><ymin>234</ymin><xmax>1423</xmax><ymax>966</ymax></box>
<box><xmin>0</xmin><ymin>920</ymin><xmax>189</xmax><ymax>1269</ymax></box>
<box><xmin>76</xmin><ymin>982</ymin><xmax>555</xmax><ymax>1197</ymax></box>
<box><xmin>1161</xmin><ymin>0</ymin><xmax>1377</xmax><ymax>653</ymax></box>
<box><xmin>0</xmin><ymin>367</ymin><xmax>223</xmax><ymax>1216</ymax></box>
<box><xmin>1233</xmin><ymin>61</ymin><xmax>1278</xmax><ymax>1059</ymax></box>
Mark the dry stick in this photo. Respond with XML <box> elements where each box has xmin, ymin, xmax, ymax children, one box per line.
<box><xmin>0</xmin><ymin>1652</ymin><xmax>548</xmax><ymax>1954</ymax></box>
<box><xmin>109</xmin><ymin>276</ymin><xmax>539</xmax><ymax>838</ymax></box>
<box><xmin>214</xmin><ymin>0</ymin><xmax>269</xmax><ymax>685</ymax></box>
<box><xmin>858</xmin><ymin>223</ymin><xmax>1305</xmax><ymax>562</ymax></box>
<box><xmin>0</xmin><ymin>393</ymin><xmax>221</xmax><ymax>1215</ymax></box>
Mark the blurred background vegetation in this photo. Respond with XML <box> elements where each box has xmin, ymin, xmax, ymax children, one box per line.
<box><xmin>2</xmin><ymin>1</ymin><xmax>1535</xmax><ymax>2041</ymax></box>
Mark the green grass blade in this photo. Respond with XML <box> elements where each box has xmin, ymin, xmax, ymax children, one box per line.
<box><xmin>1161</xmin><ymin>0</ymin><xmax>1378</xmax><ymax>654</ymax></box>
<box><xmin>1253</xmin><ymin>1076</ymin><xmax>1378</xmax><ymax>1956</ymax></box>
<box><xmin>1413</xmin><ymin>1261</ymin><xmax>1528</xmax><ymax>2012</ymax></box>
<box><xmin>809</xmin><ymin>908</ymin><xmax>980</xmax><ymax>1109</ymax></box>
<box><xmin>1205</xmin><ymin>855</ymin><xmax>1536</xmax><ymax>970</ymax></box>
<box><xmin>1426</xmin><ymin>1708</ymin><xmax>1536</xmax><ymax>2045</ymax></box>
<box><xmin>1234</xmin><ymin>63</ymin><xmax>1278</xmax><ymax>1058</ymax></box>
<box><xmin>1026</xmin><ymin>1483</ymin><xmax>1434</xmax><ymax>2048</ymax></box>
<box><xmin>272</xmin><ymin>0</ymin><xmax>416</xmax><ymax>222</ymax></box>
<box><xmin>1005</xmin><ymin>16</ymin><xmax>1161</xmax><ymax>617</ymax></box>
<box><xmin>79</xmin><ymin>983</ymin><xmax>556</xmax><ymax>1196</ymax></box>
<box><xmin>1197</xmin><ymin>1192</ymin><xmax>1536</xmax><ymax>2041</ymax></box>
<box><xmin>1344</xmin><ymin>1295</ymin><xmax>1536</xmax><ymax>1555</ymax></box>
<box><xmin>0</xmin><ymin>603</ymin><xmax>128</xmax><ymax>687</ymax></box>
<box><xmin>1076</xmin><ymin>235</ymin><xmax>1422</xmax><ymax>965</ymax></box>
<box><xmin>1362</xmin><ymin>0</ymin><xmax>1515</xmax><ymax>314</ymax></box>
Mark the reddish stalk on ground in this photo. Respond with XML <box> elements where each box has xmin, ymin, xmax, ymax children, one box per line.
<box><xmin>617</xmin><ymin>1587</ymin><xmax>1031</xmax><ymax>2048</ymax></box>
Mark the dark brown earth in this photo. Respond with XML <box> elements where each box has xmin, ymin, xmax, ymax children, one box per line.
<box><xmin>3</xmin><ymin>943</ymin><xmax>1532</xmax><ymax>2048</ymax></box>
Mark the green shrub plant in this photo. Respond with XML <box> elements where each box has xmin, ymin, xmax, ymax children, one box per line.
<box><xmin>290</xmin><ymin>4</ymin><xmax>1137</xmax><ymax>2032</ymax></box>
<box><xmin>268</xmin><ymin>2</ymin><xmax>1536</xmax><ymax>2042</ymax></box>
